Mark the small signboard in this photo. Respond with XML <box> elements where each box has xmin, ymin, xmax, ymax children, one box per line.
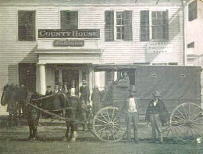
<box><xmin>53</xmin><ymin>39</ymin><xmax>84</xmax><ymax>47</ymax></box>
<box><xmin>38</xmin><ymin>29</ymin><xmax>100</xmax><ymax>38</ymax></box>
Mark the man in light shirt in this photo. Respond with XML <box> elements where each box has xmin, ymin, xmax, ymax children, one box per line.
<box><xmin>126</xmin><ymin>93</ymin><xmax>139</xmax><ymax>143</ymax></box>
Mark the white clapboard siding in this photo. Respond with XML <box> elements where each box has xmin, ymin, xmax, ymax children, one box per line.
<box><xmin>102</xmin><ymin>6</ymin><xmax>183</xmax><ymax>64</ymax></box>
<box><xmin>0</xmin><ymin>3</ymin><xmax>184</xmax><ymax>104</ymax></box>
<box><xmin>0</xmin><ymin>6</ymin><xmax>37</xmax><ymax>97</ymax></box>
<box><xmin>37</xmin><ymin>7</ymin><xmax>59</xmax><ymax>29</ymax></box>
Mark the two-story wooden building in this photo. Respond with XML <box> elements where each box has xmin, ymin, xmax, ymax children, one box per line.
<box><xmin>185</xmin><ymin>0</ymin><xmax>203</xmax><ymax>66</ymax></box>
<box><xmin>0</xmin><ymin>0</ymin><xmax>184</xmax><ymax>103</ymax></box>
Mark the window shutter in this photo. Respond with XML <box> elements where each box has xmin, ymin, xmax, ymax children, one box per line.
<box><xmin>123</xmin><ymin>10</ymin><xmax>132</xmax><ymax>41</ymax></box>
<box><xmin>61</xmin><ymin>11</ymin><xmax>78</xmax><ymax>29</ymax></box>
<box><xmin>163</xmin><ymin>10</ymin><xmax>169</xmax><ymax>40</ymax></box>
<box><xmin>105</xmin><ymin>10</ymin><xmax>114</xmax><ymax>41</ymax></box>
<box><xmin>140</xmin><ymin>10</ymin><xmax>149</xmax><ymax>41</ymax></box>
<box><xmin>18</xmin><ymin>11</ymin><xmax>35</xmax><ymax>41</ymax></box>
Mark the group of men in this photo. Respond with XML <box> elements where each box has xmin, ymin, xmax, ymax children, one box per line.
<box><xmin>45</xmin><ymin>80</ymin><xmax>91</xmax><ymax>130</ymax></box>
<box><xmin>126</xmin><ymin>90</ymin><xmax>169</xmax><ymax>143</ymax></box>
<box><xmin>44</xmin><ymin>79</ymin><xmax>168</xmax><ymax>143</ymax></box>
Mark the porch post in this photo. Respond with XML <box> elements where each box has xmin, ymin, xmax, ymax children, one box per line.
<box><xmin>114</xmin><ymin>71</ymin><xmax>117</xmax><ymax>81</ymax></box>
<box><xmin>89</xmin><ymin>65</ymin><xmax>94</xmax><ymax>105</ymax></box>
<box><xmin>38</xmin><ymin>64</ymin><xmax>46</xmax><ymax>95</ymax></box>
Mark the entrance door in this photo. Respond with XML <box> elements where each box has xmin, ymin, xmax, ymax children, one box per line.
<box><xmin>19</xmin><ymin>63</ymin><xmax>36</xmax><ymax>91</ymax></box>
<box><xmin>62</xmin><ymin>70</ymin><xmax>79</xmax><ymax>95</ymax></box>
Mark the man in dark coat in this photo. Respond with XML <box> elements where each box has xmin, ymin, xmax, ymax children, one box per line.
<box><xmin>91</xmin><ymin>86</ymin><xmax>101</xmax><ymax>114</ymax></box>
<box><xmin>79</xmin><ymin>80</ymin><xmax>90</xmax><ymax>130</ymax></box>
<box><xmin>145</xmin><ymin>91</ymin><xmax>169</xmax><ymax>143</ymax></box>
<box><xmin>80</xmin><ymin>80</ymin><xmax>90</xmax><ymax>104</ymax></box>
<box><xmin>65</xmin><ymin>90</ymin><xmax>80</xmax><ymax>142</ymax></box>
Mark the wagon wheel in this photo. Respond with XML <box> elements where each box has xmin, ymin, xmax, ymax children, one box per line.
<box><xmin>167</xmin><ymin>103</ymin><xmax>203</xmax><ymax>138</ymax></box>
<box><xmin>92</xmin><ymin>106</ymin><xmax>126</xmax><ymax>142</ymax></box>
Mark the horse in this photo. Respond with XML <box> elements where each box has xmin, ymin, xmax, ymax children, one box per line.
<box><xmin>1</xmin><ymin>84</ymin><xmax>28</xmax><ymax>121</ymax></box>
<box><xmin>1</xmin><ymin>84</ymin><xmax>19</xmax><ymax>123</ymax></box>
<box><xmin>26</xmin><ymin>92</ymin><xmax>81</xmax><ymax>142</ymax></box>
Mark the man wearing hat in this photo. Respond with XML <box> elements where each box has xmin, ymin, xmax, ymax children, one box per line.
<box><xmin>45</xmin><ymin>85</ymin><xmax>53</xmax><ymax>95</ymax></box>
<box><xmin>80</xmin><ymin>80</ymin><xmax>90</xmax><ymax>103</ymax></box>
<box><xmin>145</xmin><ymin>90</ymin><xmax>169</xmax><ymax>143</ymax></box>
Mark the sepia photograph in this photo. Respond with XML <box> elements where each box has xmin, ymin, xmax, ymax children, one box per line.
<box><xmin>0</xmin><ymin>0</ymin><xmax>203</xmax><ymax>153</ymax></box>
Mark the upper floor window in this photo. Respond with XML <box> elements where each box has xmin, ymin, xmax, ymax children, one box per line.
<box><xmin>188</xmin><ymin>0</ymin><xmax>197</xmax><ymax>21</ymax></box>
<box><xmin>61</xmin><ymin>11</ymin><xmax>78</xmax><ymax>29</ymax></box>
<box><xmin>140</xmin><ymin>10</ymin><xmax>169</xmax><ymax>41</ymax></box>
<box><xmin>105</xmin><ymin>10</ymin><xmax>132</xmax><ymax>41</ymax></box>
<box><xmin>152</xmin><ymin>11</ymin><xmax>168</xmax><ymax>40</ymax></box>
<box><xmin>18</xmin><ymin>11</ymin><xmax>35</xmax><ymax>41</ymax></box>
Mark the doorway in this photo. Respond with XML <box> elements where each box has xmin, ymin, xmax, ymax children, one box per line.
<box><xmin>62</xmin><ymin>69</ymin><xmax>79</xmax><ymax>95</ymax></box>
<box><xmin>19</xmin><ymin>63</ymin><xmax>36</xmax><ymax>91</ymax></box>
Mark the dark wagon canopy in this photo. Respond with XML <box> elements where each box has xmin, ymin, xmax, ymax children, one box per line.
<box><xmin>93</xmin><ymin>64</ymin><xmax>202</xmax><ymax>114</ymax></box>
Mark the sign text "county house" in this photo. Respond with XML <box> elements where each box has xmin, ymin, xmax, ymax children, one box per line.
<box><xmin>38</xmin><ymin>29</ymin><xmax>100</xmax><ymax>38</ymax></box>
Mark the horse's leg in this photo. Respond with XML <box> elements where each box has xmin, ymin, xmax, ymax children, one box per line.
<box><xmin>70</xmin><ymin>122</ymin><xmax>77</xmax><ymax>142</ymax></box>
<box><xmin>33</xmin><ymin>126</ymin><xmax>38</xmax><ymax>140</ymax></box>
<box><xmin>64</xmin><ymin>121</ymin><xmax>70</xmax><ymax>141</ymax></box>
<box><xmin>28</xmin><ymin>125</ymin><xmax>33</xmax><ymax>139</ymax></box>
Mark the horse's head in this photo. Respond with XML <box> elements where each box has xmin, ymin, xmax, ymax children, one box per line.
<box><xmin>1</xmin><ymin>84</ymin><xmax>12</xmax><ymax>105</ymax></box>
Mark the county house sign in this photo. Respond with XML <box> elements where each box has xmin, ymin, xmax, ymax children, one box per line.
<box><xmin>38</xmin><ymin>29</ymin><xmax>100</xmax><ymax>38</ymax></box>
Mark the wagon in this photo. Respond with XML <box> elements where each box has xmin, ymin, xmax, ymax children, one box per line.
<box><xmin>90</xmin><ymin>64</ymin><xmax>203</xmax><ymax>142</ymax></box>
<box><xmin>26</xmin><ymin>64</ymin><xmax>203</xmax><ymax>142</ymax></box>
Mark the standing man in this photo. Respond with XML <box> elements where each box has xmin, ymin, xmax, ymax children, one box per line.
<box><xmin>65</xmin><ymin>89</ymin><xmax>80</xmax><ymax>142</ymax></box>
<box><xmin>79</xmin><ymin>80</ymin><xmax>90</xmax><ymax>130</ymax></box>
<box><xmin>126</xmin><ymin>92</ymin><xmax>139</xmax><ymax>143</ymax></box>
<box><xmin>145</xmin><ymin>91</ymin><xmax>169</xmax><ymax>143</ymax></box>
<box><xmin>80</xmin><ymin>80</ymin><xmax>90</xmax><ymax>105</ymax></box>
<box><xmin>91</xmin><ymin>86</ymin><xmax>101</xmax><ymax>114</ymax></box>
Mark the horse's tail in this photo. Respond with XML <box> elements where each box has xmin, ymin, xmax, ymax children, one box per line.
<box><xmin>1</xmin><ymin>90</ymin><xmax>5</xmax><ymax>105</ymax></box>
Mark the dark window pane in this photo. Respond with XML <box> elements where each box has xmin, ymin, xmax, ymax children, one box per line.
<box><xmin>188</xmin><ymin>0</ymin><xmax>197</xmax><ymax>21</ymax></box>
<box><xmin>123</xmin><ymin>10</ymin><xmax>133</xmax><ymax>41</ymax></box>
<box><xmin>18</xmin><ymin>11</ymin><xmax>35</xmax><ymax>41</ymax></box>
<box><xmin>152</xmin><ymin>11</ymin><xmax>168</xmax><ymax>40</ymax></box>
<box><xmin>61</xmin><ymin>11</ymin><xmax>78</xmax><ymax>29</ymax></box>
<box><xmin>187</xmin><ymin>42</ymin><xmax>195</xmax><ymax>48</ymax></box>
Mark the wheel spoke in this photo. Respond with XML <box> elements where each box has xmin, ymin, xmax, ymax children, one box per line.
<box><xmin>94</xmin><ymin>124</ymin><xmax>105</xmax><ymax>127</ymax></box>
<box><xmin>95</xmin><ymin>117</ymin><xmax>108</xmax><ymax>124</ymax></box>
<box><xmin>106</xmin><ymin>110</ymin><xmax>111</xmax><ymax>121</ymax></box>
<box><xmin>111</xmin><ymin>108</ymin><xmax>116</xmax><ymax>119</ymax></box>
<box><xmin>100</xmin><ymin>112</ymin><xmax>109</xmax><ymax>122</ymax></box>
<box><xmin>175</xmin><ymin>109</ymin><xmax>186</xmax><ymax>120</ymax></box>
